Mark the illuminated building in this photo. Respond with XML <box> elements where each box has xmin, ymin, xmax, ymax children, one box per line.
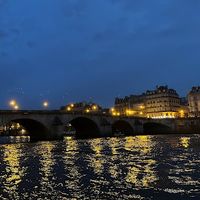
<box><xmin>188</xmin><ymin>86</ymin><xmax>200</xmax><ymax>117</ymax></box>
<box><xmin>114</xmin><ymin>94</ymin><xmax>146</xmax><ymax>117</ymax></box>
<box><xmin>145</xmin><ymin>86</ymin><xmax>181</xmax><ymax>118</ymax></box>
<box><xmin>113</xmin><ymin>86</ymin><xmax>187</xmax><ymax>118</ymax></box>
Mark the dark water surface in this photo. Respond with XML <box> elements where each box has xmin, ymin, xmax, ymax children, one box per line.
<box><xmin>0</xmin><ymin>135</ymin><xmax>200</xmax><ymax>199</ymax></box>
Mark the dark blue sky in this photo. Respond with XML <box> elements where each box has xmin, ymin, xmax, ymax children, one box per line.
<box><xmin>0</xmin><ymin>0</ymin><xmax>200</xmax><ymax>109</ymax></box>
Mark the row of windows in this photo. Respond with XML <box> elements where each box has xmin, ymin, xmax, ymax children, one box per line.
<box><xmin>188</xmin><ymin>95</ymin><xmax>200</xmax><ymax>101</ymax></box>
<box><xmin>146</xmin><ymin>105</ymin><xmax>180</xmax><ymax>108</ymax></box>
<box><xmin>146</xmin><ymin>94</ymin><xmax>179</xmax><ymax>99</ymax></box>
<box><xmin>146</xmin><ymin>100</ymin><xmax>180</xmax><ymax>104</ymax></box>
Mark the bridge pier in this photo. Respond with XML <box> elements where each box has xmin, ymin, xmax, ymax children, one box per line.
<box><xmin>49</xmin><ymin>125</ymin><xmax>65</xmax><ymax>140</ymax></box>
<box><xmin>99</xmin><ymin>126</ymin><xmax>112</xmax><ymax>137</ymax></box>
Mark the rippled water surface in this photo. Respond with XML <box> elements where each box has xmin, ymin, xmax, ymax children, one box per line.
<box><xmin>0</xmin><ymin>135</ymin><xmax>200</xmax><ymax>199</ymax></box>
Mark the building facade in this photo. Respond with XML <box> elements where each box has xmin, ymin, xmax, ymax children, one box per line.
<box><xmin>145</xmin><ymin>86</ymin><xmax>181</xmax><ymax>118</ymax></box>
<box><xmin>113</xmin><ymin>94</ymin><xmax>146</xmax><ymax>117</ymax></box>
<box><xmin>188</xmin><ymin>86</ymin><xmax>200</xmax><ymax>117</ymax></box>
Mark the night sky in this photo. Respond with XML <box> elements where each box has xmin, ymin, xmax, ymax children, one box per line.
<box><xmin>0</xmin><ymin>0</ymin><xmax>200</xmax><ymax>109</ymax></box>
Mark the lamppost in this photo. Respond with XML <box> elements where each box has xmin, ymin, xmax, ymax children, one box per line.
<box><xmin>43</xmin><ymin>101</ymin><xmax>49</xmax><ymax>109</ymax></box>
<box><xmin>9</xmin><ymin>100</ymin><xmax>19</xmax><ymax>110</ymax></box>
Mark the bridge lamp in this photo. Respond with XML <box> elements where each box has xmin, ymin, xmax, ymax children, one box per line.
<box><xmin>43</xmin><ymin>101</ymin><xmax>49</xmax><ymax>108</ymax></box>
<box><xmin>67</xmin><ymin>106</ymin><xmax>71</xmax><ymax>111</ymax></box>
<box><xmin>14</xmin><ymin>105</ymin><xmax>19</xmax><ymax>110</ymax></box>
<box><xmin>9</xmin><ymin>100</ymin><xmax>17</xmax><ymax>107</ymax></box>
<box><xmin>70</xmin><ymin>103</ymin><xmax>74</xmax><ymax>108</ymax></box>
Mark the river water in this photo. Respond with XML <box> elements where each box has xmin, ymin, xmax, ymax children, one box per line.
<box><xmin>0</xmin><ymin>135</ymin><xmax>200</xmax><ymax>200</ymax></box>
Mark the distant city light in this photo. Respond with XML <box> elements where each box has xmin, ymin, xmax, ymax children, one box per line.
<box><xmin>92</xmin><ymin>105</ymin><xmax>97</xmax><ymax>110</ymax></box>
<box><xmin>86</xmin><ymin>109</ymin><xmax>90</xmax><ymax>113</ymax></box>
<box><xmin>140</xmin><ymin>105</ymin><xmax>145</xmax><ymax>109</ymax></box>
<box><xmin>111</xmin><ymin>107</ymin><xmax>115</xmax><ymax>112</ymax></box>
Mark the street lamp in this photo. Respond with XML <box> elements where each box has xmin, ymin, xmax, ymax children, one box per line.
<box><xmin>67</xmin><ymin>106</ymin><xmax>71</xmax><ymax>111</ymax></box>
<box><xmin>9</xmin><ymin>99</ymin><xmax>19</xmax><ymax>110</ymax></box>
<box><xmin>14</xmin><ymin>105</ymin><xmax>19</xmax><ymax>110</ymax></box>
<box><xmin>43</xmin><ymin>101</ymin><xmax>49</xmax><ymax>108</ymax></box>
<box><xmin>9</xmin><ymin>100</ymin><xmax>17</xmax><ymax>107</ymax></box>
<box><xmin>70</xmin><ymin>103</ymin><xmax>74</xmax><ymax>108</ymax></box>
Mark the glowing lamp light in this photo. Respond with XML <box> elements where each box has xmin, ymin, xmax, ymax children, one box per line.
<box><xmin>70</xmin><ymin>103</ymin><xmax>74</xmax><ymax>108</ymax></box>
<box><xmin>9</xmin><ymin>100</ymin><xmax>17</xmax><ymax>107</ymax></box>
<box><xmin>43</xmin><ymin>101</ymin><xmax>49</xmax><ymax>108</ymax></box>
<box><xmin>140</xmin><ymin>105</ymin><xmax>145</xmax><ymax>109</ymax></box>
<box><xmin>92</xmin><ymin>105</ymin><xmax>97</xmax><ymax>110</ymax></box>
<box><xmin>14</xmin><ymin>105</ymin><xmax>19</xmax><ymax>110</ymax></box>
<box><xmin>67</xmin><ymin>107</ymin><xmax>71</xmax><ymax>111</ymax></box>
<box><xmin>111</xmin><ymin>107</ymin><xmax>115</xmax><ymax>112</ymax></box>
<box><xmin>86</xmin><ymin>109</ymin><xmax>90</xmax><ymax>113</ymax></box>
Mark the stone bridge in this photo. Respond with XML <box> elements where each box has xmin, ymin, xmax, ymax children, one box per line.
<box><xmin>0</xmin><ymin>110</ymin><xmax>199</xmax><ymax>141</ymax></box>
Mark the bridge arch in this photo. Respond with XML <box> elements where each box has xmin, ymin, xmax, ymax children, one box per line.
<box><xmin>68</xmin><ymin>117</ymin><xmax>100</xmax><ymax>138</ymax></box>
<box><xmin>8</xmin><ymin>118</ymin><xmax>49</xmax><ymax>141</ymax></box>
<box><xmin>143</xmin><ymin>122</ymin><xmax>172</xmax><ymax>134</ymax></box>
<box><xmin>112</xmin><ymin>120</ymin><xmax>134</xmax><ymax>136</ymax></box>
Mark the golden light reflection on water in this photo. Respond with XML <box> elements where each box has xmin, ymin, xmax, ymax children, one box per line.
<box><xmin>1</xmin><ymin>135</ymin><xmax>200</xmax><ymax>198</ymax></box>
<box><xmin>125</xmin><ymin>136</ymin><xmax>153</xmax><ymax>154</ymax></box>
<box><xmin>180</xmin><ymin>137</ymin><xmax>190</xmax><ymax>148</ymax></box>
<box><xmin>63</xmin><ymin>137</ymin><xmax>82</xmax><ymax>197</ymax></box>
<box><xmin>108</xmin><ymin>137</ymin><xmax>121</xmax><ymax>179</ymax></box>
<box><xmin>2</xmin><ymin>144</ymin><xmax>24</xmax><ymax>199</ymax></box>
<box><xmin>125</xmin><ymin>136</ymin><xmax>158</xmax><ymax>188</ymax></box>
<box><xmin>88</xmin><ymin>138</ymin><xmax>105</xmax><ymax>175</ymax></box>
<box><xmin>64</xmin><ymin>136</ymin><xmax>78</xmax><ymax>153</ymax></box>
<box><xmin>37</xmin><ymin>142</ymin><xmax>56</xmax><ymax>189</ymax></box>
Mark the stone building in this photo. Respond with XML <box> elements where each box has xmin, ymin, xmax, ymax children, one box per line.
<box><xmin>145</xmin><ymin>86</ymin><xmax>181</xmax><ymax>118</ymax></box>
<box><xmin>113</xmin><ymin>94</ymin><xmax>146</xmax><ymax>117</ymax></box>
<box><xmin>188</xmin><ymin>86</ymin><xmax>200</xmax><ymax>117</ymax></box>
